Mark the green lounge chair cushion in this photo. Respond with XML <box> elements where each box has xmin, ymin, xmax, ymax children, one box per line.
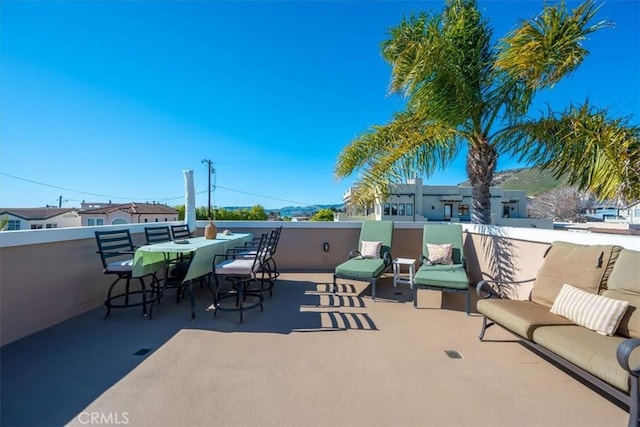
<box><xmin>532</xmin><ymin>325</ymin><xmax>629</xmax><ymax>392</ymax></box>
<box><xmin>335</xmin><ymin>258</ymin><xmax>387</xmax><ymax>280</ymax></box>
<box><xmin>414</xmin><ymin>264</ymin><xmax>468</xmax><ymax>290</ymax></box>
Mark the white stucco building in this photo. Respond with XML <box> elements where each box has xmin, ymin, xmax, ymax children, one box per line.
<box><xmin>341</xmin><ymin>178</ymin><xmax>552</xmax><ymax>228</ymax></box>
<box><xmin>0</xmin><ymin>208</ymin><xmax>81</xmax><ymax>230</ymax></box>
<box><xmin>78</xmin><ymin>202</ymin><xmax>179</xmax><ymax>226</ymax></box>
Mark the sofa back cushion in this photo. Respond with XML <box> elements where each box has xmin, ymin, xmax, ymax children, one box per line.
<box><xmin>531</xmin><ymin>241</ymin><xmax>622</xmax><ymax>309</ymax></box>
<box><xmin>602</xmin><ymin>249</ymin><xmax>640</xmax><ymax>338</ymax></box>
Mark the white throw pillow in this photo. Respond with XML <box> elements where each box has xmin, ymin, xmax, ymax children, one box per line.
<box><xmin>360</xmin><ymin>241</ymin><xmax>382</xmax><ymax>259</ymax></box>
<box><xmin>426</xmin><ymin>243</ymin><xmax>453</xmax><ymax>265</ymax></box>
<box><xmin>550</xmin><ymin>283</ymin><xmax>629</xmax><ymax>336</ymax></box>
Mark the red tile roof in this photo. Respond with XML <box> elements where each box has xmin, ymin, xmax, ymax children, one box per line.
<box><xmin>0</xmin><ymin>208</ymin><xmax>78</xmax><ymax>220</ymax></box>
<box><xmin>78</xmin><ymin>203</ymin><xmax>178</xmax><ymax>215</ymax></box>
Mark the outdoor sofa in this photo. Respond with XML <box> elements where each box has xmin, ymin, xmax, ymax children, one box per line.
<box><xmin>476</xmin><ymin>241</ymin><xmax>640</xmax><ymax>427</ymax></box>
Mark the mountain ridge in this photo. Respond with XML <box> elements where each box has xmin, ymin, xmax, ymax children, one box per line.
<box><xmin>458</xmin><ymin>167</ymin><xmax>565</xmax><ymax>196</ymax></box>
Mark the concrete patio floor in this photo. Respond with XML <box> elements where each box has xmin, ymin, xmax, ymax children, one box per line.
<box><xmin>1</xmin><ymin>273</ymin><xmax>628</xmax><ymax>426</ymax></box>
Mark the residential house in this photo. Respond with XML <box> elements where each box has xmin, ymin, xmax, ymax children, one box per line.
<box><xmin>582</xmin><ymin>199</ymin><xmax>640</xmax><ymax>224</ymax></box>
<box><xmin>625</xmin><ymin>201</ymin><xmax>640</xmax><ymax>224</ymax></box>
<box><xmin>78</xmin><ymin>202</ymin><xmax>179</xmax><ymax>226</ymax></box>
<box><xmin>341</xmin><ymin>177</ymin><xmax>552</xmax><ymax>228</ymax></box>
<box><xmin>0</xmin><ymin>208</ymin><xmax>81</xmax><ymax>230</ymax></box>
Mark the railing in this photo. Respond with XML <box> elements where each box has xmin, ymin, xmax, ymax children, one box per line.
<box><xmin>1</xmin><ymin>220</ymin><xmax>638</xmax><ymax>346</ymax></box>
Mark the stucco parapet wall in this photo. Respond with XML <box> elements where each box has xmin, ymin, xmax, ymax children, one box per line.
<box><xmin>0</xmin><ymin>222</ymin><xmax>186</xmax><ymax>248</ymax></box>
<box><xmin>462</xmin><ymin>223</ymin><xmax>640</xmax><ymax>250</ymax></box>
<box><xmin>1</xmin><ymin>220</ymin><xmax>638</xmax><ymax>251</ymax></box>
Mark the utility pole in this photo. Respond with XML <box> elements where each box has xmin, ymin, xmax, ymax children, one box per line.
<box><xmin>201</xmin><ymin>159</ymin><xmax>214</xmax><ymax>219</ymax></box>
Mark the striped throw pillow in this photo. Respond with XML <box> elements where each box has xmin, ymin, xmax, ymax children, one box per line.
<box><xmin>551</xmin><ymin>283</ymin><xmax>629</xmax><ymax>336</ymax></box>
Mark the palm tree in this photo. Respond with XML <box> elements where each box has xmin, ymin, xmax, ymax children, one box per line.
<box><xmin>335</xmin><ymin>0</ymin><xmax>639</xmax><ymax>224</ymax></box>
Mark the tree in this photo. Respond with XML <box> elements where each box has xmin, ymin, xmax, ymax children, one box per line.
<box><xmin>212</xmin><ymin>205</ymin><xmax>268</xmax><ymax>220</ymax></box>
<box><xmin>335</xmin><ymin>0</ymin><xmax>639</xmax><ymax>224</ymax></box>
<box><xmin>174</xmin><ymin>204</ymin><xmax>185</xmax><ymax>220</ymax></box>
<box><xmin>173</xmin><ymin>204</ymin><xmax>268</xmax><ymax>220</ymax></box>
<box><xmin>529</xmin><ymin>186</ymin><xmax>597</xmax><ymax>222</ymax></box>
<box><xmin>310</xmin><ymin>208</ymin><xmax>335</xmax><ymax>221</ymax></box>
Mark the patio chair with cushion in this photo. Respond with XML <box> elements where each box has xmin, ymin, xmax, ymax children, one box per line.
<box><xmin>413</xmin><ymin>223</ymin><xmax>471</xmax><ymax>315</ymax></box>
<box><xmin>333</xmin><ymin>220</ymin><xmax>394</xmax><ymax>300</ymax></box>
<box><xmin>226</xmin><ymin>226</ymin><xmax>282</xmax><ymax>296</ymax></box>
<box><xmin>212</xmin><ymin>232</ymin><xmax>270</xmax><ymax>323</ymax></box>
<box><xmin>95</xmin><ymin>229</ymin><xmax>159</xmax><ymax>319</ymax></box>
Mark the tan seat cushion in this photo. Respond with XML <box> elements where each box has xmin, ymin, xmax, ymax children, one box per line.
<box><xmin>532</xmin><ymin>325</ymin><xmax>629</xmax><ymax>392</ymax></box>
<box><xmin>531</xmin><ymin>242</ymin><xmax>622</xmax><ymax>308</ymax></box>
<box><xmin>477</xmin><ymin>299</ymin><xmax>573</xmax><ymax>340</ymax></box>
<box><xmin>602</xmin><ymin>249</ymin><xmax>640</xmax><ymax>338</ymax></box>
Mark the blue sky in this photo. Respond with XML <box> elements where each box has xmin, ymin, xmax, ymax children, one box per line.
<box><xmin>1</xmin><ymin>0</ymin><xmax>638</xmax><ymax>210</ymax></box>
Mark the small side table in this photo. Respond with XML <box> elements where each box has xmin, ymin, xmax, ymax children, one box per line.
<box><xmin>392</xmin><ymin>258</ymin><xmax>416</xmax><ymax>290</ymax></box>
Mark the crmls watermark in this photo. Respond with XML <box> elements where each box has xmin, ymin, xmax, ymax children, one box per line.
<box><xmin>77</xmin><ymin>412</ymin><xmax>129</xmax><ymax>425</ymax></box>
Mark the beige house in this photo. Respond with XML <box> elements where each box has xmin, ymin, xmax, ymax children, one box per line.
<box><xmin>78</xmin><ymin>202</ymin><xmax>179</xmax><ymax>226</ymax></box>
<box><xmin>0</xmin><ymin>208</ymin><xmax>81</xmax><ymax>230</ymax></box>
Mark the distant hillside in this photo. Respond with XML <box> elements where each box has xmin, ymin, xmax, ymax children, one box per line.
<box><xmin>459</xmin><ymin>167</ymin><xmax>566</xmax><ymax>196</ymax></box>
<box><xmin>278</xmin><ymin>204</ymin><xmax>344</xmax><ymax>218</ymax></box>
<box><xmin>214</xmin><ymin>204</ymin><xmax>344</xmax><ymax>218</ymax></box>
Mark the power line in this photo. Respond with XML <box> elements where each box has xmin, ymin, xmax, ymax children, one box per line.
<box><xmin>215</xmin><ymin>185</ymin><xmax>312</xmax><ymax>206</ymax></box>
<box><xmin>2</xmin><ymin>172</ymin><xmax>315</xmax><ymax>206</ymax></box>
<box><xmin>214</xmin><ymin>160</ymin><xmax>332</xmax><ymax>170</ymax></box>
<box><xmin>1</xmin><ymin>172</ymin><xmax>138</xmax><ymax>201</ymax></box>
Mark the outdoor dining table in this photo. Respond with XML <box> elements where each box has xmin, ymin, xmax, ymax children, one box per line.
<box><xmin>133</xmin><ymin>232</ymin><xmax>253</xmax><ymax>321</ymax></box>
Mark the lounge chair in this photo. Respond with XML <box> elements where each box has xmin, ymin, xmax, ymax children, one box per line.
<box><xmin>333</xmin><ymin>220</ymin><xmax>394</xmax><ymax>300</ymax></box>
<box><xmin>413</xmin><ymin>223</ymin><xmax>471</xmax><ymax>315</ymax></box>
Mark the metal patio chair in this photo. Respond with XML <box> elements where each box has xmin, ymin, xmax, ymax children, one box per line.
<box><xmin>95</xmin><ymin>229</ymin><xmax>159</xmax><ymax>319</ymax></box>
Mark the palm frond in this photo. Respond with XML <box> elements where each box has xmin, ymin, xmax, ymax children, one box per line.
<box><xmin>381</xmin><ymin>1</ymin><xmax>494</xmax><ymax>129</ymax></box>
<box><xmin>496</xmin><ymin>0</ymin><xmax>611</xmax><ymax>90</ymax></box>
<box><xmin>335</xmin><ymin>111</ymin><xmax>463</xmax><ymax>207</ymax></box>
<box><xmin>495</xmin><ymin>102</ymin><xmax>640</xmax><ymax>202</ymax></box>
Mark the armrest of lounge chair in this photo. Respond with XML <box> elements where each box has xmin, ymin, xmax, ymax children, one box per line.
<box><xmin>476</xmin><ymin>278</ymin><xmax>535</xmax><ymax>299</ymax></box>
<box><xmin>382</xmin><ymin>251</ymin><xmax>392</xmax><ymax>266</ymax></box>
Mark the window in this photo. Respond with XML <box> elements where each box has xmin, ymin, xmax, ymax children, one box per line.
<box><xmin>406</xmin><ymin>203</ymin><xmax>413</xmax><ymax>216</ymax></box>
<box><xmin>398</xmin><ymin>203</ymin><xmax>405</xmax><ymax>216</ymax></box>
<box><xmin>31</xmin><ymin>224</ymin><xmax>43</xmax><ymax>229</ymax></box>
<box><xmin>444</xmin><ymin>204</ymin><xmax>452</xmax><ymax>221</ymax></box>
<box><xmin>88</xmin><ymin>218</ymin><xmax>104</xmax><ymax>226</ymax></box>
<box><xmin>458</xmin><ymin>204</ymin><xmax>470</xmax><ymax>219</ymax></box>
<box><xmin>384</xmin><ymin>203</ymin><xmax>390</xmax><ymax>216</ymax></box>
<box><xmin>391</xmin><ymin>203</ymin><xmax>398</xmax><ymax>216</ymax></box>
<box><xmin>111</xmin><ymin>218</ymin><xmax>127</xmax><ymax>225</ymax></box>
<box><xmin>7</xmin><ymin>220</ymin><xmax>20</xmax><ymax>230</ymax></box>
<box><xmin>45</xmin><ymin>223</ymin><xmax>57</xmax><ymax>229</ymax></box>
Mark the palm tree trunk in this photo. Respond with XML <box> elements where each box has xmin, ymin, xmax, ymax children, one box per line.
<box><xmin>467</xmin><ymin>140</ymin><xmax>497</xmax><ymax>224</ymax></box>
